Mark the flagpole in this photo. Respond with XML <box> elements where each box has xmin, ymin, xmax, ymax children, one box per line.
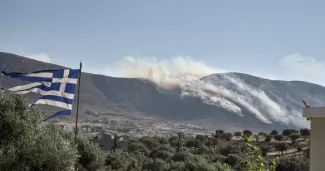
<box><xmin>74</xmin><ymin>62</ymin><xmax>82</xmax><ymax>143</ymax></box>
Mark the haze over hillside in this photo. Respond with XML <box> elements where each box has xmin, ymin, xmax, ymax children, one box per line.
<box><xmin>1</xmin><ymin>52</ymin><xmax>324</xmax><ymax>132</ymax></box>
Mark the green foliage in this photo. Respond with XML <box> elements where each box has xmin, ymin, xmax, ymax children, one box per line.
<box><xmin>260</xmin><ymin>145</ymin><xmax>270</xmax><ymax>157</ymax></box>
<box><xmin>223</xmin><ymin>133</ymin><xmax>233</xmax><ymax>141</ymax></box>
<box><xmin>282</xmin><ymin>129</ymin><xmax>298</xmax><ymax>137</ymax></box>
<box><xmin>219</xmin><ymin>144</ymin><xmax>240</xmax><ymax>156</ymax></box>
<box><xmin>276</xmin><ymin>156</ymin><xmax>309</xmax><ymax>171</ymax></box>
<box><xmin>0</xmin><ymin>94</ymin><xmax>79</xmax><ymax>170</ymax></box>
<box><xmin>274</xmin><ymin>135</ymin><xmax>284</xmax><ymax>142</ymax></box>
<box><xmin>259</xmin><ymin>132</ymin><xmax>268</xmax><ymax>137</ymax></box>
<box><xmin>139</xmin><ymin>136</ymin><xmax>161</xmax><ymax>151</ymax></box>
<box><xmin>151</xmin><ymin>148</ymin><xmax>173</xmax><ymax>160</ymax></box>
<box><xmin>215</xmin><ymin>130</ymin><xmax>226</xmax><ymax>139</ymax></box>
<box><xmin>234</xmin><ymin>131</ymin><xmax>242</xmax><ymax>138</ymax></box>
<box><xmin>299</xmin><ymin>128</ymin><xmax>310</xmax><ymax>137</ymax></box>
<box><xmin>225</xmin><ymin>154</ymin><xmax>240</xmax><ymax>167</ymax></box>
<box><xmin>0</xmin><ymin>93</ymin><xmax>310</xmax><ymax>171</ymax></box>
<box><xmin>289</xmin><ymin>133</ymin><xmax>300</xmax><ymax>144</ymax></box>
<box><xmin>128</xmin><ymin>140</ymin><xmax>150</xmax><ymax>156</ymax></box>
<box><xmin>265</xmin><ymin>135</ymin><xmax>272</xmax><ymax>142</ymax></box>
<box><xmin>186</xmin><ymin>139</ymin><xmax>203</xmax><ymax>148</ymax></box>
<box><xmin>75</xmin><ymin>136</ymin><xmax>106</xmax><ymax>171</ymax></box>
<box><xmin>195</xmin><ymin>134</ymin><xmax>209</xmax><ymax>144</ymax></box>
<box><xmin>270</xmin><ymin>130</ymin><xmax>278</xmax><ymax>136</ymax></box>
<box><xmin>243</xmin><ymin>130</ymin><xmax>253</xmax><ymax>138</ymax></box>
<box><xmin>241</xmin><ymin>135</ymin><xmax>280</xmax><ymax>171</ymax></box>
<box><xmin>275</xmin><ymin>143</ymin><xmax>289</xmax><ymax>155</ymax></box>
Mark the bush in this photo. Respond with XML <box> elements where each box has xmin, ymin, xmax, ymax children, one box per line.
<box><xmin>215</xmin><ymin>130</ymin><xmax>225</xmax><ymax>139</ymax></box>
<box><xmin>223</xmin><ymin>132</ymin><xmax>233</xmax><ymax>141</ymax></box>
<box><xmin>0</xmin><ymin>94</ymin><xmax>79</xmax><ymax>170</ymax></box>
<box><xmin>275</xmin><ymin>143</ymin><xmax>289</xmax><ymax>155</ymax></box>
<box><xmin>276</xmin><ymin>156</ymin><xmax>309</xmax><ymax>171</ymax></box>
<box><xmin>270</xmin><ymin>130</ymin><xmax>278</xmax><ymax>136</ymax></box>
<box><xmin>225</xmin><ymin>154</ymin><xmax>240</xmax><ymax>167</ymax></box>
<box><xmin>290</xmin><ymin>133</ymin><xmax>300</xmax><ymax>144</ymax></box>
<box><xmin>259</xmin><ymin>132</ymin><xmax>268</xmax><ymax>137</ymax></box>
<box><xmin>128</xmin><ymin>140</ymin><xmax>150</xmax><ymax>156</ymax></box>
<box><xmin>186</xmin><ymin>139</ymin><xmax>203</xmax><ymax>148</ymax></box>
<box><xmin>243</xmin><ymin>130</ymin><xmax>253</xmax><ymax>138</ymax></box>
<box><xmin>300</xmin><ymin>128</ymin><xmax>310</xmax><ymax>137</ymax></box>
<box><xmin>195</xmin><ymin>134</ymin><xmax>209</xmax><ymax>144</ymax></box>
<box><xmin>260</xmin><ymin>145</ymin><xmax>270</xmax><ymax>157</ymax></box>
<box><xmin>274</xmin><ymin>135</ymin><xmax>284</xmax><ymax>142</ymax></box>
<box><xmin>282</xmin><ymin>129</ymin><xmax>298</xmax><ymax>137</ymax></box>
<box><xmin>234</xmin><ymin>131</ymin><xmax>242</xmax><ymax>138</ymax></box>
<box><xmin>75</xmin><ymin>136</ymin><xmax>106</xmax><ymax>171</ymax></box>
<box><xmin>219</xmin><ymin>144</ymin><xmax>240</xmax><ymax>156</ymax></box>
<box><xmin>265</xmin><ymin>135</ymin><xmax>272</xmax><ymax>142</ymax></box>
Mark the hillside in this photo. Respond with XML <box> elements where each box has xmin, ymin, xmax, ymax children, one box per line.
<box><xmin>1</xmin><ymin>52</ymin><xmax>324</xmax><ymax>132</ymax></box>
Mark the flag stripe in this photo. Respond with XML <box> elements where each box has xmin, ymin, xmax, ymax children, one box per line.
<box><xmin>35</xmin><ymin>98</ymin><xmax>73</xmax><ymax>109</ymax></box>
<box><xmin>14</xmin><ymin>87</ymin><xmax>75</xmax><ymax>99</ymax></box>
<box><xmin>38</xmin><ymin>95</ymin><xmax>74</xmax><ymax>104</ymax></box>
<box><xmin>43</xmin><ymin>109</ymin><xmax>72</xmax><ymax>121</ymax></box>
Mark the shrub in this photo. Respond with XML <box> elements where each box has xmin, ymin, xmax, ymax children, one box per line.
<box><xmin>276</xmin><ymin>156</ymin><xmax>309</xmax><ymax>171</ymax></box>
<box><xmin>243</xmin><ymin>130</ymin><xmax>253</xmax><ymax>138</ymax></box>
<box><xmin>290</xmin><ymin>133</ymin><xmax>301</xmax><ymax>144</ymax></box>
<box><xmin>270</xmin><ymin>130</ymin><xmax>278</xmax><ymax>136</ymax></box>
<box><xmin>265</xmin><ymin>135</ymin><xmax>272</xmax><ymax>142</ymax></box>
<box><xmin>282</xmin><ymin>129</ymin><xmax>298</xmax><ymax>137</ymax></box>
<box><xmin>274</xmin><ymin>135</ymin><xmax>284</xmax><ymax>142</ymax></box>
<box><xmin>300</xmin><ymin>128</ymin><xmax>310</xmax><ymax>137</ymax></box>
<box><xmin>275</xmin><ymin>143</ymin><xmax>289</xmax><ymax>155</ymax></box>
<box><xmin>215</xmin><ymin>130</ymin><xmax>225</xmax><ymax>139</ymax></box>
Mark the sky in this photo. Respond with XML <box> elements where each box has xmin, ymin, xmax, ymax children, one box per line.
<box><xmin>1</xmin><ymin>0</ymin><xmax>325</xmax><ymax>86</ymax></box>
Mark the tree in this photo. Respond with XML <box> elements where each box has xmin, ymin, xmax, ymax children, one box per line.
<box><xmin>260</xmin><ymin>145</ymin><xmax>270</xmax><ymax>157</ymax></box>
<box><xmin>241</xmin><ymin>136</ymin><xmax>280</xmax><ymax>171</ymax></box>
<box><xmin>270</xmin><ymin>130</ymin><xmax>278</xmax><ymax>136</ymax></box>
<box><xmin>195</xmin><ymin>134</ymin><xmax>208</xmax><ymax>144</ymax></box>
<box><xmin>265</xmin><ymin>135</ymin><xmax>272</xmax><ymax>142</ymax></box>
<box><xmin>185</xmin><ymin>139</ymin><xmax>203</xmax><ymax>148</ymax></box>
<box><xmin>219</xmin><ymin>144</ymin><xmax>241</xmax><ymax>156</ymax></box>
<box><xmin>274</xmin><ymin>135</ymin><xmax>284</xmax><ymax>142</ymax></box>
<box><xmin>225</xmin><ymin>154</ymin><xmax>240</xmax><ymax>167</ymax></box>
<box><xmin>259</xmin><ymin>132</ymin><xmax>268</xmax><ymax>137</ymax></box>
<box><xmin>0</xmin><ymin>93</ymin><xmax>79</xmax><ymax>170</ymax></box>
<box><xmin>212</xmin><ymin>138</ymin><xmax>220</xmax><ymax>149</ymax></box>
<box><xmin>75</xmin><ymin>136</ymin><xmax>106</xmax><ymax>171</ymax></box>
<box><xmin>276</xmin><ymin>156</ymin><xmax>309</xmax><ymax>171</ymax></box>
<box><xmin>243</xmin><ymin>130</ymin><xmax>253</xmax><ymax>138</ymax></box>
<box><xmin>215</xmin><ymin>130</ymin><xmax>225</xmax><ymax>139</ymax></box>
<box><xmin>223</xmin><ymin>132</ymin><xmax>233</xmax><ymax>141</ymax></box>
<box><xmin>234</xmin><ymin>131</ymin><xmax>242</xmax><ymax>139</ymax></box>
<box><xmin>276</xmin><ymin>143</ymin><xmax>289</xmax><ymax>155</ymax></box>
<box><xmin>290</xmin><ymin>133</ymin><xmax>301</xmax><ymax>144</ymax></box>
<box><xmin>253</xmin><ymin>135</ymin><xmax>259</xmax><ymax>142</ymax></box>
<box><xmin>300</xmin><ymin>128</ymin><xmax>310</xmax><ymax>137</ymax></box>
<box><xmin>282</xmin><ymin>129</ymin><xmax>298</xmax><ymax>137</ymax></box>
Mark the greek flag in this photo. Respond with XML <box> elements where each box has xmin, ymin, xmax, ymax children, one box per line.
<box><xmin>1</xmin><ymin>69</ymin><xmax>80</xmax><ymax>121</ymax></box>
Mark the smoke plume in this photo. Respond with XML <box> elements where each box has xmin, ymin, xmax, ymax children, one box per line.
<box><xmin>107</xmin><ymin>56</ymin><xmax>306</xmax><ymax>127</ymax></box>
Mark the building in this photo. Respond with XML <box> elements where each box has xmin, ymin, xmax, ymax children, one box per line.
<box><xmin>303</xmin><ymin>106</ymin><xmax>325</xmax><ymax>171</ymax></box>
<box><xmin>89</xmin><ymin>133</ymin><xmax>128</xmax><ymax>154</ymax></box>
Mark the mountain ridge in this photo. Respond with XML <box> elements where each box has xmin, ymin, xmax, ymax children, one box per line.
<box><xmin>1</xmin><ymin>52</ymin><xmax>323</xmax><ymax>132</ymax></box>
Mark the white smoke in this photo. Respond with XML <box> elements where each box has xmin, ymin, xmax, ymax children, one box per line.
<box><xmin>107</xmin><ymin>56</ymin><xmax>303</xmax><ymax>126</ymax></box>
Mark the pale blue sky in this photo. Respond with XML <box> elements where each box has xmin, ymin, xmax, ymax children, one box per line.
<box><xmin>1</xmin><ymin>0</ymin><xmax>325</xmax><ymax>85</ymax></box>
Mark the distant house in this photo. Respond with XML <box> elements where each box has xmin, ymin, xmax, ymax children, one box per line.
<box><xmin>89</xmin><ymin>133</ymin><xmax>128</xmax><ymax>154</ymax></box>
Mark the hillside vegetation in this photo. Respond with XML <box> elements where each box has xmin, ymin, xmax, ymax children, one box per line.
<box><xmin>0</xmin><ymin>93</ymin><xmax>309</xmax><ymax>171</ymax></box>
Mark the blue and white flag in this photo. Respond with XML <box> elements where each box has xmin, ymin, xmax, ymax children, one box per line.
<box><xmin>1</xmin><ymin>69</ymin><xmax>80</xmax><ymax>121</ymax></box>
